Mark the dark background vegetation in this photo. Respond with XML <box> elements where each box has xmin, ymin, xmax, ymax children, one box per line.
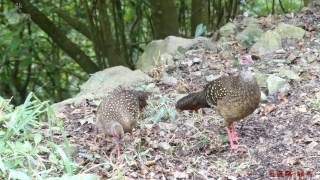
<box><xmin>0</xmin><ymin>0</ymin><xmax>306</xmax><ymax>104</ymax></box>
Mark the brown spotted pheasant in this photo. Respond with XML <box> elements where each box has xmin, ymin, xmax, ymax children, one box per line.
<box><xmin>96</xmin><ymin>88</ymin><xmax>149</xmax><ymax>156</ymax></box>
<box><xmin>176</xmin><ymin>55</ymin><xmax>260</xmax><ymax>149</ymax></box>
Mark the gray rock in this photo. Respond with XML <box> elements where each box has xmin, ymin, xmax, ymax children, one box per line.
<box><xmin>219</xmin><ymin>22</ymin><xmax>237</xmax><ymax>38</ymax></box>
<box><xmin>159</xmin><ymin>142</ymin><xmax>171</xmax><ymax>152</ymax></box>
<box><xmin>312</xmin><ymin>114</ymin><xmax>320</xmax><ymax>125</ymax></box>
<box><xmin>242</xmin><ymin>17</ymin><xmax>259</xmax><ymax>26</ymax></box>
<box><xmin>297</xmin><ymin>58</ymin><xmax>309</xmax><ymax>67</ymax></box>
<box><xmin>308</xmin><ymin>0</ymin><xmax>320</xmax><ymax>7</ymax></box>
<box><xmin>267</xmin><ymin>75</ymin><xmax>290</xmax><ymax>94</ymax></box>
<box><xmin>278</xmin><ymin>68</ymin><xmax>301</xmax><ymax>80</ymax></box>
<box><xmin>52</xmin><ymin>66</ymin><xmax>152</xmax><ymax>113</ymax></box>
<box><xmin>159</xmin><ymin>53</ymin><xmax>174</xmax><ymax>66</ymax></box>
<box><xmin>181</xmin><ymin>59</ymin><xmax>193</xmax><ymax>67</ymax></box>
<box><xmin>205</xmin><ymin>74</ymin><xmax>221</xmax><ymax>82</ymax></box>
<box><xmin>306</xmin><ymin>141</ymin><xmax>318</xmax><ymax>152</ymax></box>
<box><xmin>237</xmin><ymin>23</ymin><xmax>263</xmax><ymax>48</ymax></box>
<box><xmin>260</xmin><ymin>91</ymin><xmax>267</xmax><ymax>102</ymax></box>
<box><xmin>204</xmin><ymin>40</ymin><xmax>218</xmax><ymax>52</ymax></box>
<box><xmin>192</xmin><ymin>57</ymin><xmax>202</xmax><ymax>64</ymax></box>
<box><xmin>250</xmin><ymin>30</ymin><xmax>282</xmax><ymax>56</ymax></box>
<box><xmin>192</xmin><ymin>71</ymin><xmax>202</xmax><ymax>76</ymax></box>
<box><xmin>162</xmin><ymin>73</ymin><xmax>178</xmax><ymax>86</ymax></box>
<box><xmin>255</xmin><ymin>71</ymin><xmax>268</xmax><ymax>87</ymax></box>
<box><xmin>274</xmin><ymin>23</ymin><xmax>306</xmax><ymax>40</ymax></box>
<box><xmin>307</xmin><ymin>53</ymin><xmax>318</xmax><ymax>63</ymax></box>
<box><xmin>79</xmin><ymin>66</ymin><xmax>152</xmax><ymax>96</ymax></box>
<box><xmin>275</xmin><ymin>49</ymin><xmax>287</xmax><ymax>54</ymax></box>
<box><xmin>272</xmin><ymin>59</ymin><xmax>290</xmax><ymax>64</ymax></box>
<box><xmin>158</xmin><ymin>122</ymin><xmax>177</xmax><ymax>131</ymax></box>
<box><xmin>136</xmin><ymin>36</ymin><xmax>199</xmax><ymax>72</ymax></box>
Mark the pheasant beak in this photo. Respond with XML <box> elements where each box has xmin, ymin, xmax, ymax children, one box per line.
<box><xmin>115</xmin><ymin>136</ymin><xmax>124</xmax><ymax>145</ymax></box>
<box><xmin>112</xmin><ymin>132</ymin><xmax>124</xmax><ymax>145</ymax></box>
<box><xmin>117</xmin><ymin>138</ymin><xmax>124</xmax><ymax>145</ymax></box>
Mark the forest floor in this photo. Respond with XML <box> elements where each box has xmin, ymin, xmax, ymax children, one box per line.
<box><xmin>56</xmin><ymin>8</ymin><xmax>320</xmax><ymax>180</ymax></box>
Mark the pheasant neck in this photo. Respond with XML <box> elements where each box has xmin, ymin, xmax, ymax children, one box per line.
<box><xmin>239</xmin><ymin>67</ymin><xmax>256</xmax><ymax>84</ymax></box>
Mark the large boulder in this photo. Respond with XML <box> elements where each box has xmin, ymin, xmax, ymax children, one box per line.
<box><xmin>78</xmin><ymin>66</ymin><xmax>152</xmax><ymax>97</ymax></box>
<box><xmin>278</xmin><ymin>67</ymin><xmax>301</xmax><ymax>80</ymax></box>
<box><xmin>255</xmin><ymin>71</ymin><xmax>268</xmax><ymax>87</ymax></box>
<box><xmin>136</xmin><ymin>36</ymin><xmax>199</xmax><ymax>72</ymax></box>
<box><xmin>267</xmin><ymin>74</ymin><xmax>290</xmax><ymax>95</ymax></box>
<box><xmin>250</xmin><ymin>30</ymin><xmax>282</xmax><ymax>56</ymax></box>
<box><xmin>249</xmin><ymin>23</ymin><xmax>305</xmax><ymax>56</ymax></box>
<box><xmin>237</xmin><ymin>23</ymin><xmax>263</xmax><ymax>48</ymax></box>
<box><xmin>242</xmin><ymin>17</ymin><xmax>259</xmax><ymax>26</ymax></box>
<box><xmin>218</xmin><ymin>22</ymin><xmax>237</xmax><ymax>38</ymax></box>
<box><xmin>52</xmin><ymin>66</ymin><xmax>152</xmax><ymax>113</ymax></box>
<box><xmin>274</xmin><ymin>23</ymin><xmax>306</xmax><ymax>40</ymax></box>
<box><xmin>216</xmin><ymin>22</ymin><xmax>238</xmax><ymax>52</ymax></box>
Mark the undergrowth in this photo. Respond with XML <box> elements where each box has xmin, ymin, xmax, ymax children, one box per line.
<box><xmin>144</xmin><ymin>94</ymin><xmax>177</xmax><ymax>125</ymax></box>
<box><xmin>0</xmin><ymin>93</ymin><xmax>97</xmax><ymax>180</ymax></box>
<box><xmin>309</xmin><ymin>92</ymin><xmax>320</xmax><ymax>109</ymax></box>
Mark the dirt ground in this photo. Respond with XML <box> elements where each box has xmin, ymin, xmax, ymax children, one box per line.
<box><xmin>57</xmin><ymin>7</ymin><xmax>320</xmax><ymax>180</ymax></box>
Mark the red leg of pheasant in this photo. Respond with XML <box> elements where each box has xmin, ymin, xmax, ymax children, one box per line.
<box><xmin>115</xmin><ymin>143</ymin><xmax>121</xmax><ymax>159</ymax></box>
<box><xmin>112</xmin><ymin>136</ymin><xmax>121</xmax><ymax>159</ymax></box>
<box><xmin>226</xmin><ymin>123</ymin><xmax>240</xmax><ymax>149</ymax></box>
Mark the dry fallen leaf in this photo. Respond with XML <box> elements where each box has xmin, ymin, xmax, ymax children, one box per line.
<box><xmin>287</xmin><ymin>54</ymin><xmax>298</xmax><ymax>61</ymax></box>
<box><xmin>145</xmin><ymin>160</ymin><xmax>157</xmax><ymax>166</ymax></box>
<box><xmin>174</xmin><ymin>171</ymin><xmax>188</xmax><ymax>178</ymax></box>
<box><xmin>278</xmin><ymin>92</ymin><xmax>289</xmax><ymax>104</ymax></box>
<box><xmin>176</xmin><ymin>82</ymin><xmax>189</xmax><ymax>93</ymax></box>
<box><xmin>261</xmin><ymin>104</ymin><xmax>276</xmax><ymax>115</ymax></box>
<box><xmin>71</xmin><ymin>108</ymin><xmax>82</xmax><ymax>114</ymax></box>
<box><xmin>57</xmin><ymin>112</ymin><xmax>67</xmax><ymax>119</ymax></box>
<box><xmin>79</xmin><ymin>116</ymin><xmax>94</xmax><ymax>125</ymax></box>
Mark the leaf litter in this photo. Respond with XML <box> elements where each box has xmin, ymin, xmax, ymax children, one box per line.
<box><xmin>53</xmin><ymin>7</ymin><xmax>320</xmax><ymax>179</ymax></box>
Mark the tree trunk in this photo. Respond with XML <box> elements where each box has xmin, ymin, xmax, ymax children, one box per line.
<box><xmin>191</xmin><ymin>0</ymin><xmax>209</xmax><ymax>35</ymax></box>
<box><xmin>272</xmin><ymin>0</ymin><xmax>275</xmax><ymax>14</ymax></box>
<box><xmin>278</xmin><ymin>0</ymin><xmax>287</xmax><ymax>13</ymax></box>
<box><xmin>10</xmin><ymin>0</ymin><xmax>99</xmax><ymax>74</ymax></box>
<box><xmin>96</xmin><ymin>0</ymin><xmax>130</xmax><ymax>67</ymax></box>
<box><xmin>230</xmin><ymin>0</ymin><xmax>239</xmax><ymax>19</ymax></box>
<box><xmin>54</xmin><ymin>9</ymin><xmax>92</xmax><ymax>41</ymax></box>
<box><xmin>111</xmin><ymin>0</ymin><xmax>132</xmax><ymax>67</ymax></box>
<box><xmin>150</xmin><ymin>0</ymin><xmax>179</xmax><ymax>39</ymax></box>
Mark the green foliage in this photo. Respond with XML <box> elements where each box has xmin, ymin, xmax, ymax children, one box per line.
<box><xmin>46</xmin><ymin>173</ymin><xmax>99</xmax><ymax>180</ymax></box>
<box><xmin>310</xmin><ymin>99</ymin><xmax>320</xmax><ymax>109</ymax></box>
<box><xmin>0</xmin><ymin>93</ymin><xmax>80</xmax><ymax>179</ymax></box>
<box><xmin>242</xmin><ymin>0</ymin><xmax>303</xmax><ymax>16</ymax></box>
<box><xmin>0</xmin><ymin>0</ymin><xmax>307</xmax><ymax>105</ymax></box>
<box><xmin>310</xmin><ymin>92</ymin><xmax>320</xmax><ymax>109</ymax></box>
<box><xmin>0</xmin><ymin>4</ymin><xmax>85</xmax><ymax>104</ymax></box>
<box><xmin>144</xmin><ymin>94</ymin><xmax>176</xmax><ymax>124</ymax></box>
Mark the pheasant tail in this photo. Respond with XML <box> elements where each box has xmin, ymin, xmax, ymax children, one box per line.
<box><xmin>176</xmin><ymin>91</ymin><xmax>210</xmax><ymax>111</ymax></box>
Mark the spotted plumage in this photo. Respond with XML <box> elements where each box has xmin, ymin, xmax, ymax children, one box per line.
<box><xmin>176</xmin><ymin>67</ymin><xmax>260</xmax><ymax>125</ymax></box>
<box><xmin>96</xmin><ymin>87</ymin><xmax>149</xmax><ymax>138</ymax></box>
<box><xmin>176</xmin><ymin>62</ymin><xmax>260</xmax><ymax>126</ymax></box>
<box><xmin>176</xmin><ymin>55</ymin><xmax>260</xmax><ymax>149</ymax></box>
<box><xmin>206</xmin><ymin>74</ymin><xmax>260</xmax><ymax>126</ymax></box>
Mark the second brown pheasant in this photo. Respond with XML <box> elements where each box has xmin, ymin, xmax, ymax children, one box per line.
<box><xmin>96</xmin><ymin>87</ymin><xmax>149</xmax><ymax>156</ymax></box>
<box><xmin>176</xmin><ymin>55</ymin><xmax>260</xmax><ymax>149</ymax></box>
